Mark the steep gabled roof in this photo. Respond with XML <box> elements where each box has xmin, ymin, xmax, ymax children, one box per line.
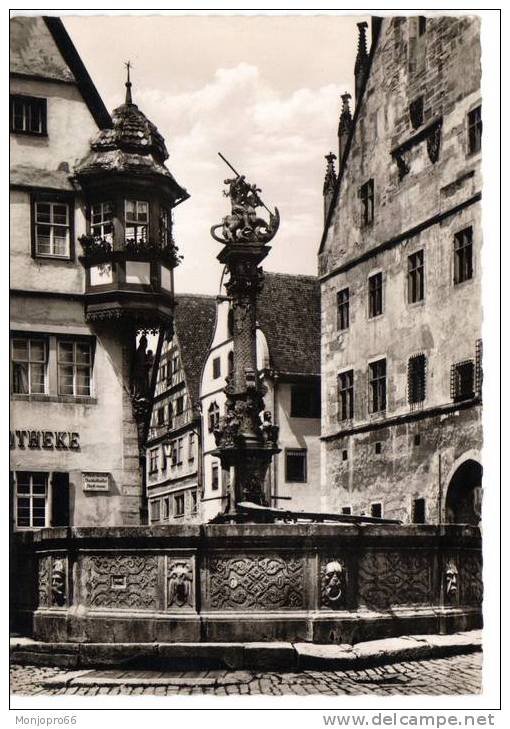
<box><xmin>10</xmin><ymin>16</ymin><xmax>111</xmax><ymax>130</ymax></box>
<box><xmin>258</xmin><ymin>272</ymin><xmax>320</xmax><ymax>377</ymax></box>
<box><xmin>318</xmin><ymin>17</ymin><xmax>382</xmax><ymax>255</ymax></box>
<box><xmin>174</xmin><ymin>294</ymin><xmax>217</xmax><ymax>406</ymax></box>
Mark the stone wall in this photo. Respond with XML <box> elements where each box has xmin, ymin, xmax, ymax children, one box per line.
<box><xmin>319</xmin><ymin>16</ymin><xmax>482</xmax><ymax>521</ymax></box>
<box><xmin>323</xmin><ymin>404</ymin><xmax>482</xmax><ymax>521</ymax></box>
<box><xmin>23</xmin><ymin>524</ymin><xmax>482</xmax><ymax>644</ymax></box>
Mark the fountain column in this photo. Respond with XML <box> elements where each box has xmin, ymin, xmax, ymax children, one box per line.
<box><xmin>210</xmin><ymin>166</ymin><xmax>280</xmax><ymax>516</ymax></box>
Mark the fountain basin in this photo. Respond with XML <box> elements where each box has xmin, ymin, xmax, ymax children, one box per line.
<box><xmin>12</xmin><ymin>523</ymin><xmax>482</xmax><ymax>644</ymax></box>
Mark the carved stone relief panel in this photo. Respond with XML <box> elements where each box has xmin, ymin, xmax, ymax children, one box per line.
<box><xmin>459</xmin><ymin>552</ymin><xmax>483</xmax><ymax>606</ymax></box>
<box><xmin>166</xmin><ymin>557</ymin><xmax>195</xmax><ymax>610</ymax></box>
<box><xmin>207</xmin><ymin>554</ymin><xmax>304</xmax><ymax>610</ymax></box>
<box><xmin>320</xmin><ymin>558</ymin><xmax>347</xmax><ymax>609</ymax></box>
<box><xmin>38</xmin><ymin>555</ymin><xmax>51</xmax><ymax>608</ymax></box>
<box><xmin>81</xmin><ymin>554</ymin><xmax>159</xmax><ymax>610</ymax></box>
<box><xmin>359</xmin><ymin>551</ymin><xmax>432</xmax><ymax>610</ymax></box>
<box><xmin>38</xmin><ymin>554</ymin><xmax>68</xmax><ymax>608</ymax></box>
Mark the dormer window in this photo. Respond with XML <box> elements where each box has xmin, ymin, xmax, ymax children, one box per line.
<box><xmin>125</xmin><ymin>200</ymin><xmax>149</xmax><ymax>243</ymax></box>
<box><xmin>91</xmin><ymin>202</ymin><xmax>113</xmax><ymax>243</ymax></box>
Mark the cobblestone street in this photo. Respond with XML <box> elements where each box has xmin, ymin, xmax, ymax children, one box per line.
<box><xmin>11</xmin><ymin>652</ymin><xmax>482</xmax><ymax>697</ymax></box>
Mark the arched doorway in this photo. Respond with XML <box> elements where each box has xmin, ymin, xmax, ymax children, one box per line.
<box><xmin>445</xmin><ymin>459</ymin><xmax>482</xmax><ymax>525</ymax></box>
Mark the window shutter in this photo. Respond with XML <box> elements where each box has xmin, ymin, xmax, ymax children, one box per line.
<box><xmin>51</xmin><ymin>472</ymin><xmax>70</xmax><ymax>527</ymax></box>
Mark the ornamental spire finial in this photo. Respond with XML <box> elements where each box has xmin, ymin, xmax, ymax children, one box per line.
<box><xmin>124</xmin><ymin>60</ymin><xmax>133</xmax><ymax>105</ymax></box>
<box><xmin>323</xmin><ymin>152</ymin><xmax>337</xmax><ymax>195</ymax></box>
<box><xmin>339</xmin><ymin>92</ymin><xmax>352</xmax><ymax>132</ymax></box>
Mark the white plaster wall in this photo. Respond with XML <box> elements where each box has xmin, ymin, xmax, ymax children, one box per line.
<box><xmin>10</xmin><ymin>77</ymin><xmax>98</xmax><ymax>171</ymax></box>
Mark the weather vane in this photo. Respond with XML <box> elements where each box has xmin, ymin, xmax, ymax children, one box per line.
<box><xmin>124</xmin><ymin>60</ymin><xmax>133</xmax><ymax>103</ymax></box>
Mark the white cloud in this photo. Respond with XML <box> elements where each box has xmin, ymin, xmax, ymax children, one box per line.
<box><xmin>133</xmin><ymin>63</ymin><xmax>348</xmax><ymax>293</ymax></box>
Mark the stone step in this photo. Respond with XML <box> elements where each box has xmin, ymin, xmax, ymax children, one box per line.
<box><xmin>10</xmin><ymin>630</ymin><xmax>482</xmax><ymax>673</ymax></box>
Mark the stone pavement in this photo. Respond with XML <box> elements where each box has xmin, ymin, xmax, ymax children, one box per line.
<box><xmin>11</xmin><ymin>652</ymin><xmax>482</xmax><ymax>696</ymax></box>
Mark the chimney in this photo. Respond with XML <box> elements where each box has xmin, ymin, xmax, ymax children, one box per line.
<box><xmin>338</xmin><ymin>93</ymin><xmax>352</xmax><ymax>163</ymax></box>
<box><xmin>354</xmin><ymin>21</ymin><xmax>369</xmax><ymax>106</ymax></box>
<box><xmin>323</xmin><ymin>152</ymin><xmax>337</xmax><ymax>222</ymax></box>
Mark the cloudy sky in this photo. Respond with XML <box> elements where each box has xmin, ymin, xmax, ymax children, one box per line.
<box><xmin>63</xmin><ymin>13</ymin><xmax>366</xmax><ymax>294</ymax></box>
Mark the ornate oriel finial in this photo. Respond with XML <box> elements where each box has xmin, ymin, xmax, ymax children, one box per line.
<box><xmin>124</xmin><ymin>60</ymin><xmax>133</xmax><ymax>105</ymax></box>
<box><xmin>323</xmin><ymin>152</ymin><xmax>337</xmax><ymax>195</ymax></box>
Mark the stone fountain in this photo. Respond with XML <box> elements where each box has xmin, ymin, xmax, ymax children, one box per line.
<box><xmin>11</xmin><ymin>162</ymin><xmax>482</xmax><ymax>656</ymax></box>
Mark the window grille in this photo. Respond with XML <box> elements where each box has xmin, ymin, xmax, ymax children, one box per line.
<box><xmin>285</xmin><ymin>449</ymin><xmax>307</xmax><ymax>483</ymax></box>
<box><xmin>475</xmin><ymin>339</ymin><xmax>483</xmax><ymax>396</ymax></box>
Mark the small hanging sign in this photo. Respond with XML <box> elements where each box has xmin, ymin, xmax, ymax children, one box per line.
<box><xmin>82</xmin><ymin>472</ymin><xmax>110</xmax><ymax>492</ymax></box>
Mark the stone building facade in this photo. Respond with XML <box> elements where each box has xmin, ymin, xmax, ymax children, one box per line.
<box><xmin>146</xmin><ymin>295</ymin><xmax>216</xmax><ymax>524</ymax></box>
<box><xmin>201</xmin><ymin>271</ymin><xmax>321</xmax><ymax>522</ymax></box>
<box><xmin>319</xmin><ymin>16</ymin><xmax>482</xmax><ymax>524</ymax></box>
<box><xmin>10</xmin><ymin>17</ymin><xmax>188</xmax><ymax>531</ymax></box>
